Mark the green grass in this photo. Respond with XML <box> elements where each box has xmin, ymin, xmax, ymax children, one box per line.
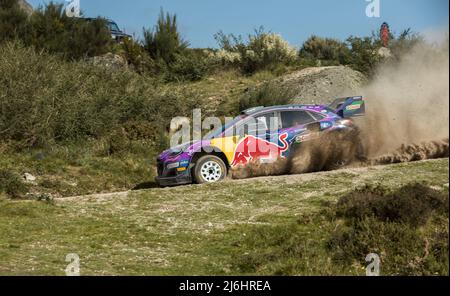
<box><xmin>0</xmin><ymin>141</ymin><xmax>159</xmax><ymax>197</ymax></box>
<box><xmin>0</xmin><ymin>158</ymin><xmax>448</xmax><ymax>275</ymax></box>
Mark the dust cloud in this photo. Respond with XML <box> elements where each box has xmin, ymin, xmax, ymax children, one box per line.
<box><xmin>361</xmin><ymin>40</ymin><xmax>449</xmax><ymax>157</ymax></box>
<box><xmin>232</xmin><ymin>38</ymin><xmax>449</xmax><ymax>180</ymax></box>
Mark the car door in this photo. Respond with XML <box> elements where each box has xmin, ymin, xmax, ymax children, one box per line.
<box><xmin>231</xmin><ymin>112</ymin><xmax>287</xmax><ymax>166</ymax></box>
<box><xmin>279</xmin><ymin>110</ymin><xmax>320</xmax><ymax>152</ymax></box>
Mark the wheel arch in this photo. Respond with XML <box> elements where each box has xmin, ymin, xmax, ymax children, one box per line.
<box><xmin>190</xmin><ymin>148</ymin><xmax>230</xmax><ymax>169</ymax></box>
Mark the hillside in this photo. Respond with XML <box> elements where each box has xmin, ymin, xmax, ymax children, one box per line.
<box><xmin>0</xmin><ymin>41</ymin><xmax>368</xmax><ymax>198</ymax></box>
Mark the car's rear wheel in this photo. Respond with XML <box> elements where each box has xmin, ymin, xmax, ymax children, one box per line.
<box><xmin>193</xmin><ymin>155</ymin><xmax>227</xmax><ymax>184</ymax></box>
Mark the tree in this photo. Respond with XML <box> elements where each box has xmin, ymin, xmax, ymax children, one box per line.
<box><xmin>143</xmin><ymin>9</ymin><xmax>189</xmax><ymax>65</ymax></box>
<box><xmin>346</xmin><ymin>35</ymin><xmax>381</xmax><ymax>77</ymax></box>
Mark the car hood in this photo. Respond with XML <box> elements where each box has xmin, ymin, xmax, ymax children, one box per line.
<box><xmin>158</xmin><ymin>139</ymin><xmax>210</xmax><ymax>161</ymax></box>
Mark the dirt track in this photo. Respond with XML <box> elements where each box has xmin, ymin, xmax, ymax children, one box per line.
<box><xmin>58</xmin><ymin>157</ymin><xmax>449</xmax><ymax>202</ymax></box>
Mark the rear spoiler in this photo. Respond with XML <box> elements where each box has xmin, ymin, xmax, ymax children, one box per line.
<box><xmin>328</xmin><ymin>96</ymin><xmax>365</xmax><ymax>118</ymax></box>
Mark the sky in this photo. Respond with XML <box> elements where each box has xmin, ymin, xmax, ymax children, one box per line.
<box><xmin>26</xmin><ymin>0</ymin><xmax>449</xmax><ymax>48</ymax></box>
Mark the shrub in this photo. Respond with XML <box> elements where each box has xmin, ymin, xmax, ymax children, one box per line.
<box><xmin>0</xmin><ymin>41</ymin><xmax>199</xmax><ymax>148</ymax></box>
<box><xmin>108</xmin><ymin>128</ymin><xmax>130</xmax><ymax>155</ymax></box>
<box><xmin>120</xmin><ymin>38</ymin><xmax>156</xmax><ymax>74</ymax></box>
<box><xmin>241</xmin><ymin>30</ymin><xmax>297</xmax><ymax>73</ymax></box>
<box><xmin>122</xmin><ymin>120</ymin><xmax>159</xmax><ymax>141</ymax></box>
<box><xmin>0</xmin><ymin>169</ymin><xmax>28</xmax><ymax>198</ymax></box>
<box><xmin>335</xmin><ymin>183</ymin><xmax>449</xmax><ymax>227</ymax></box>
<box><xmin>166</xmin><ymin>50</ymin><xmax>210</xmax><ymax>82</ymax></box>
<box><xmin>329</xmin><ymin>183</ymin><xmax>449</xmax><ymax>275</ymax></box>
<box><xmin>28</xmin><ymin>2</ymin><xmax>111</xmax><ymax>59</ymax></box>
<box><xmin>0</xmin><ymin>0</ymin><xmax>31</xmax><ymax>43</ymax></box>
<box><xmin>143</xmin><ymin>9</ymin><xmax>189</xmax><ymax>65</ymax></box>
<box><xmin>214</xmin><ymin>28</ymin><xmax>298</xmax><ymax>74</ymax></box>
<box><xmin>207</xmin><ymin>48</ymin><xmax>242</xmax><ymax>67</ymax></box>
<box><xmin>1</xmin><ymin>1</ymin><xmax>111</xmax><ymax>59</ymax></box>
<box><xmin>239</xmin><ymin>81</ymin><xmax>295</xmax><ymax>111</ymax></box>
<box><xmin>300</xmin><ymin>35</ymin><xmax>351</xmax><ymax>65</ymax></box>
<box><xmin>346</xmin><ymin>35</ymin><xmax>381</xmax><ymax>77</ymax></box>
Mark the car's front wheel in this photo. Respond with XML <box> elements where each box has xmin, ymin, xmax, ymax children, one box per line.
<box><xmin>193</xmin><ymin>155</ymin><xmax>227</xmax><ymax>184</ymax></box>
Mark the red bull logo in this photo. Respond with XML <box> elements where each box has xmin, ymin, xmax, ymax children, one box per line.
<box><xmin>231</xmin><ymin>133</ymin><xmax>289</xmax><ymax>166</ymax></box>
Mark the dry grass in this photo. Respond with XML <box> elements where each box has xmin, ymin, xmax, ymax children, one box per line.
<box><xmin>0</xmin><ymin>158</ymin><xmax>447</xmax><ymax>275</ymax></box>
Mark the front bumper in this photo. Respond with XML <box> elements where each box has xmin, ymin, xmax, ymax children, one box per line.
<box><xmin>155</xmin><ymin>173</ymin><xmax>192</xmax><ymax>187</ymax></box>
<box><xmin>155</xmin><ymin>158</ymin><xmax>193</xmax><ymax>187</ymax></box>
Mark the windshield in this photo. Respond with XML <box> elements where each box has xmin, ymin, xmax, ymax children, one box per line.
<box><xmin>203</xmin><ymin>115</ymin><xmax>246</xmax><ymax>140</ymax></box>
<box><xmin>108</xmin><ymin>22</ymin><xmax>121</xmax><ymax>32</ymax></box>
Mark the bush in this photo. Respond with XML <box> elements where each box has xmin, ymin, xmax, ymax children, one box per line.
<box><xmin>120</xmin><ymin>38</ymin><xmax>156</xmax><ymax>74</ymax></box>
<box><xmin>335</xmin><ymin>183</ymin><xmax>449</xmax><ymax>227</ymax></box>
<box><xmin>1</xmin><ymin>1</ymin><xmax>112</xmax><ymax>60</ymax></box>
<box><xmin>143</xmin><ymin>9</ymin><xmax>188</xmax><ymax>65</ymax></box>
<box><xmin>329</xmin><ymin>183</ymin><xmax>449</xmax><ymax>275</ymax></box>
<box><xmin>0</xmin><ymin>0</ymin><xmax>31</xmax><ymax>43</ymax></box>
<box><xmin>239</xmin><ymin>81</ymin><xmax>295</xmax><ymax>111</ymax></box>
<box><xmin>28</xmin><ymin>3</ymin><xmax>111</xmax><ymax>59</ymax></box>
<box><xmin>206</xmin><ymin>48</ymin><xmax>242</xmax><ymax>69</ymax></box>
<box><xmin>0</xmin><ymin>41</ymin><xmax>199</xmax><ymax>148</ymax></box>
<box><xmin>213</xmin><ymin>28</ymin><xmax>298</xmax><ymax>74</ymax></box>
<box><xmin>242</xmin><ymin>30</ymin><xmax>297</xmax><ymax>73</ymax></box>
<box><xmin>108</xmin><ymin>128</ymin><xmax>130</xmax><ymax>155</ymax></box>
<box><xmin>300</xmin><ymin>35</ymin><xmax>351</xmax><ymax>65</ymax></box>
<box><xmin>0</xmin><ymin>169</ymin><xmax>28</xmax><ymax>198</ymax></box>
<box><xmin>346</xmin><ymin>35</ymin><xmax>381</xmax><ymax>77</ymax></box>
<box><xmin>165</xmin><ymin>50</ymin><xmax>210</xmax><ymax>82</ymax></box>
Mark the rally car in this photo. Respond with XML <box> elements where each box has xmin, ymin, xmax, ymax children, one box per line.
<box><xmin>155</xmin><ymin>96</ymin><xmax>365</xmax><ymax>186</ymax></box>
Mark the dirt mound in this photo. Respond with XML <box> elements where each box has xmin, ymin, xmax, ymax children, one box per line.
<box><xmin>278</xmin><ymin>66</ymin><xmax>367</xmax><ymax>104</ymax></box>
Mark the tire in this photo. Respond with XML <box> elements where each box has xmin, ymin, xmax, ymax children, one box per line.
<box><xmin>193</xmin><ymin>155</ymin><xmax>227</xmax><ymax>184</ymax></box>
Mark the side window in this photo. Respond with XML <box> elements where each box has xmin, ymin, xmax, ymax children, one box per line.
<box><xmin>236</xmin><ymin>112</ymin><xmax>277</xmax><ymax>136</ymax></box>
<box><xmin>308</xmin><ymin>111</ymin><xmax>326</xmax><ymax>121</ymax></box>
<box><xmin>281</xmin><ymin>111</ymin><xmax>315</xmax><ymax>128</ymax></box>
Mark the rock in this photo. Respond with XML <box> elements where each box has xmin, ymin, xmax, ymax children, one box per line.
<box><xmin>23</xmin><ymin>173</ymin><xmax>36</xmax><ymax>182</ymax></box>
